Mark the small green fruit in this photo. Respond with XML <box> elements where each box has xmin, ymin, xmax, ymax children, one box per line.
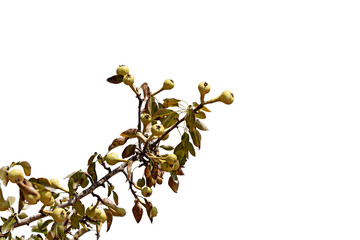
<box><xmin>165</xmin><ymin>154</ymin><xmax>177</xmax><ymax>164</ymax></box>
<box><xmin>151</xmin><ymin>124</ymin><xmax>165</xmax><ymax>136</ymax></box>
<box><xmin>172</xmin><ymin>160</ymin><xmax>180</xmax><ymax>171</ymax></box>
<box><xmin>8</xmin><ymin>169</ymin><xmax>24</xmax><ymax>183</ymax></box>
<box><xmin>44</xmin><ymin>196</ymin><xmax>55</xmax><ymax>206</ymax></box>
<box><xmin>39</xmin><ymin>190</ymin><xmax>52</xmax><ymax>205</ymax></box>
<box><xmin>24</xmin><ymin>193</ymin><xmax>40</xmax><ymax>205</ymax></box>
<box><xmin>86</xmin><ymin>206</ymin><xmax>96</xmax><ymax>219</ymax></box>
<box><xmin>218</xmin><ymin>90</ymin><xmax>234</xmax><ymax>105</ymax></box>
<box><xmin>150</xmin><ymin>206</ymin><xmax>158</xmax><ymax>217</ymax></box>
<box><xmin>141</xmin><ymin>186</ymin><xmax>152</xmax><ymax>197</ymax></box>
<box><xmin>137</xmin><ymin>178</ymin><xmax>146</xmax><ymax>188</ymax></box>
<box><xmin>116</xmin><ymin>65</ymin><xmax>130</xmax><ymax>76</ymax></box>
<box><xmin>198</xmin><ymin>82</ymin><xmax>211</xmax><ymax>95</ymax></box>
<box><xmin>97</xmin><ymin>210</ymin><xmax>107</xmax><ymax>222</ymax></box>
<box><xmin>123</xmin><ymin>74</ymin><xmax>135</xmax><ymax>86</ymax></box>
<box><xmin>161</xmin><ymin>162</ymin><xmax>173</xmax><ymax>172</ymax></box>
<box><xmin>141</xmin><ymin>113</ymin><xmax>152</xmax><ymax>126</ymax></box>
<box><xmin>105</xmin><ymin>152</ymin><xmax>121</xmax><ymax>166</ymax></box>
<box><xmin>162</xmin><ymin>79</ymin><xmax>174</xmax><ymax>90</ymax></box>
<box><xmin>52</xmin><ymin>208</ymin><xmax>67</xmax><ymax>222</ymax></box>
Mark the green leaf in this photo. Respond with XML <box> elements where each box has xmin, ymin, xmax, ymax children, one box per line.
<box><xmin>152</xmin><ymin>108</ymin><xmax>174</xmax><ymax>119</ymax></box>
<box><xmin>195</xmin><ymin>111</ymin><xmax>206</xmax><ymax>119</ymax></box>
<box><xmin>87</xmin><ymin>162</ymin><xmax>97</xmax><ymax>182</ymax></box>
<box><xmin>174</xmin><ymin>143</ymin><xmax>186</xmax><ymax>165</ymax></box>
<box><xmin>120</xmin><ymin>129</ymin><xmax>138</xmax><ymax>138</ymax></box>
<box><xmin>122</xmin><ymin>144</ymin><xmax>136</xmax><ymax>158</ymax></box>
<box><xmin>188</xmin><ymin>142</ymin><xmax>196</xmax><ymax>157</ymax></box>
<box><xmin>19</xmin><ymin>161</ymin><xmax>31</xmax><ymax>176</ymax></box>
<box><xmin>195</xmin><ymin>119</ymin><xmax>209</xmax><ymax>131</ymax></box>
<box><xmin>163</xmin><ymin>98</ymin><xmax>181</xmax><ymax>108</ymax></box>
<box><xmin>18</xmin><ymin>212</ymin><xmax>28</xmax><ymax>219</ymax></box>
<box><xmin>161</xmin><ymin>112</ymin><xmax>179</xmax><ymax>128</ymax></box>
<box><xmin>1</xmin><ymin>216</ymin><xmax>16</xmax><ymax>234</ymax></box>
<box><xmin>160</xmin><ymin>145</ymin><xmax>174</xmax><ymax>151</ymax></box>
<box><xmin>70</xmin><ymin>213</ymin><xmax>80</xmax><ymax>229</ymax></box>
<box><xmin>190</xmin><ymin>129</ymin><xmax>202</xmax><ymax>149</ymax></box>
<box><xmin>113</xmin><ymin>191</ymin><xmax>119</xmax><ymax>205</ymax></box>
<box><xmin>185</xmin><ymin>107</ymin><xmax>196</xmax><ymax>131</ymax></box>
<box><xmin>74</xmin><ymin>200</ymin><xmax>85</xmax><ymax>216</ymax></box>
<box><xmin>107</xmin><ymin>75</ymin><xmax>123</xmax><ymax>84</ymax></box>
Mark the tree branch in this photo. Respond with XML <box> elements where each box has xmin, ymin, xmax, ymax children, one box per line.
<box><xmin>11</xmin><ymin>162</ymin><xmax>128</xmax><ymax>229</ymax></box>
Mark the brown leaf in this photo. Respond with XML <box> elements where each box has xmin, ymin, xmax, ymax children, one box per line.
<box><xmin>126</xmin><ymin>160</ymin><xmax>134</xmax><ymax>181</ymax></box>
<box><xmin>168</xmin><ymin>173</ymin><xmax>179</xmax><ymax>193</ymax></box>
<box><xmin>104</xmin><ymin>209</ymin><xmax>113</xmax><ymax>232</ymax></box>
<box><xmin>195</xmin><ymin>119</ymin><xmax>209</xmax><ymax>131</ymax></box>
<box><xmin>108</xmin><ymin>137</ymin><xmax>129</xmax><ymax>151</ymax></box>
<box><xmin>144</xmin><ymin>199</ymin><xmax>154</xmax><ymax>223</ymax></box>
<box><xmin>87</xmin><ymin>152</ymin><xmax>98</xmax><ymax>166</ymax></box>
<box><xmin>163</xmin><ymin>98</ymin><xmax>181</xmax><ymax>108</ymax></box>
<box><xmin>132</xmin><ymin>200</ymin><xmax>143</xmax><ymax>223</ymax></box>
<box><xmin>120</xmin><ymin>129</ymin><xmax>138</xmax><ymax>138</ymax></box>
<box><xmin>122</xmin><ymin>144</ymin><xmax>136</xmax><ymax>158</ymax></box>
<box><xmin>107</xmin><ymin>75</ymin><xmax>123</xmax><ymax>84</ymax></box>
<box><xmin>140</xmin><ymin>82</ymin><xmax>151</xmax><ymax>101</ymax></box>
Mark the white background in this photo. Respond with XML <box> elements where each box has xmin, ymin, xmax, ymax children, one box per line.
<box><xmin>1</xmin><ymin>0</ymin><xmax>360</xmax><ymax>239</ymax></box>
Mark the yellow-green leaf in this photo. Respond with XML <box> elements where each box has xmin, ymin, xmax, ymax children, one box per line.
<box><xmin>20</xmin><ymin>161</ymin><xmax>31</xmax><ymax>176</ymax></box>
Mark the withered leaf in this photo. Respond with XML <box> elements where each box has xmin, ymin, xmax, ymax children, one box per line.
<box><xmin>19</xmin><ymin>161</ymin><xmax>31</xmax><ymax>176</ymax></box>
<box><xmin>152</xmin><ymin>108</ymin><xmax>174</xmax><ymax>119</ymax></box>
<box><xmin>126</xmin><ymin>160</ymin><xmax>134</xmax><ymax>181</ymax></box>
<box><xmin>0</xmin><ymin>166</ymin><xmax>9</xmax><ymax>186</ymax></box>
<box><xmin>122</xmin><ymin>144</ymin><xmax>136</xmax><ymax>158</ymax></box>
<box><xmin>113</xmin><ymin>191</ymin><xmax>119</xmax><ymax>205</ymax></box>
<box><xmin>144</xmin><ymin>199</ymin><xmax>154</xmax><ymax>223</ymax></box>
<box><xmin>120</xmin><ymin>129</ymin><xmax>138</xmax><ymax>138</ymax></box>
<box><xmin>104</xmin><ymin>209</ymin><xmax>113</xmax><ymax>232</ymax></box>
<box><xmin>195</xmin><ymin>119</ymin><xmax>209</xmax><ymax>131</ymax></box>
<box><xmin>168</xmin><ymin>173</ymin><xmax>179</xmax><ymax>193</ymax></box>
<box><xmin>163</xmin><ymin>98</ymin><xmax>181</xmax><ymax>108</ymax></box>
<box><xmin>87</xmin><ymin>162</ymin><xmax>97</xmax><ymax>182</ymax></box>
<box><xmin>140</xmin><ymin>82</ymin><xmax>151</xmax><ymax>101</ymax></box>
<box><xmin>87</xmin><ymin>152</ymin><xmax>98</xmax><ymax>166</ymax></box>
<box><xmin>107</xmin><ymin>75</ymin><xmax>123</xmax><ymax>84</ymax></box>
<box><xmin>108</xmin><ymin>137</ymin><xmax>129</xmax><ymax>151</ymax></box>
<box><xmin>132</xmin><ymin>200</ymin><xmax>143</xmax><ymax>223</ymax></box>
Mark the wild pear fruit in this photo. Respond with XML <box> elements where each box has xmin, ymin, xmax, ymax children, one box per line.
<box><xmin>105</xmin><ymin>152</ymin><xmax>120</xmax><ymax>166</ymax></box>
<box><xmin>218</xmin><ymin>90</ymin><xmax>234</xmax><ymax>105</ymax></box>
<box><xmin>150</xmin><ymin>206</ymin><xmax>158</xmax><ymax>217</ymax></box>
<box><xmin>123</xmin><ymin>74</ymin><xmax>135</xmax><ymax>86</ymax></box>
<box><xmin>141</xmin><ymin>186</ymin><xmax>152</xmax><ymax>197</ymax></box>
<box><xmin>137</xmin><ymin>178</ymin><xmax>145</xmax><ymax>188</ymax></box>
<box><xmin>86</xmin><ymin>206</ymin><xmax>97</xmax><ymax>219</ymax></box>
<box><xmin>97</xmin><ymin>210</ymin><xmax>107</xmax><ymax>222</ymax></box>
<box><xmin>198</xmin><ymin>82</ymin><xmax>211</xmax><ymax>95</ymax></box>
<box><xmin>151</xmin><ymin>123</ymin><xmax>165</xmax><ymax>136</ymax></box>
<box><xmin>141</xmin><ymin>113</ymin><xmax>152</xmax><ymax>126</ymax></box>
<box><xmin>161</xmin><ymin>162</ymin><xmax>173</xmax><ymax>172</ymax></box>
<box><xmin>165</xmin><ymin>154</ymin><xmax>177</xmax><ymax>164</ymax></box>
<box><xmin>8</xmin><ymin>169</ymin><xmax>24</xmax><ymax>183</ymax></box>
<box><xmin>39</xmin><ymin>190</ymin><xmax>52</xmax><ymax>205</ymax></box>
<box><xmin>172</xmin><ymin>160</ymin><xmax>180</xmax><ymax>171</ymax></box>
<box><xmin>162</xmin><ymin>79</ymin><xmax>174</xmax><ymax>90</ymax></box>
<box><xmin>24</xmin><ymin>193</ymin><xmax>40</xmax><ymax>205</ymax></box>
<box><xmin>52</xmin><ymin>208</ymin><xmax>67</xmax><ymax>222</ymax></box>
<box><xmin>116</xmin><ymin>65</ymin><xmax>130</xmax><ymax>76</ymax></box>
